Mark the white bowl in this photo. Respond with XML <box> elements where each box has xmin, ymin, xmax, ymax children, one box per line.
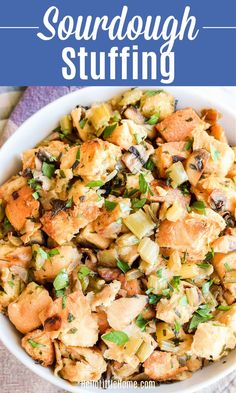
<box><xmin>0</xmin><ymin>87</ymin><xmax>236</xmax><ymax>393</ymax></box>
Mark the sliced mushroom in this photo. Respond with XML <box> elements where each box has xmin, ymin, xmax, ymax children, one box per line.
<box><xmin>186</xmin><ymin>149</ymin><xmax>210</xmax><ymax>186</ymax></box>
<box><xmin>124</xmin><ymin>107</ymin><xmax>145</xmax><ymax>124</ymax></box>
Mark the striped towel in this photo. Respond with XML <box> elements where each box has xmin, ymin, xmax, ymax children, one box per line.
<box><xmin>0</xmin><ymin>86</ymin><xmax>79</xmax><ymax>146</ymax></box>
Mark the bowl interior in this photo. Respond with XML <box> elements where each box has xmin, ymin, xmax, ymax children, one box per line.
<box><xmin>0</xmin><ymin>86</ymin><xmax>236</xmax><ymax>393</ymax></box>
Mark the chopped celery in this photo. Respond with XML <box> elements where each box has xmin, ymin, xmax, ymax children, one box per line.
<box><xmin>167</xmin><ymin>161</ymin><xmax>189</xmax><ymax>189</ymax></box>
<box><xmin>123</xmin><ymin>210</ymin><xmax>156</xmax><ymax>239</ymax></box>
<box><xmin>138</xmin><ymin>237</ymin><xmax>159</xmax><ymax>264</ymax></box>
<box><xmin>60</xmin><ymin>115</ymin><xmax>73</xmax><ymax>134</ymax></box>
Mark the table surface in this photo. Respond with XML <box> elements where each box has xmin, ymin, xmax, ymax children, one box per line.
<box><xmin>0</xmin><ymin>86</ymin><xmax>236</xmax><ymax>393</ymax></box>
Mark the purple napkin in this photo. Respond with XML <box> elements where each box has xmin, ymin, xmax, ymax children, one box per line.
<box><xmin>0</xmin><ymin>86</ymin><xmax>80</xmax><ymax>146</ymax></box>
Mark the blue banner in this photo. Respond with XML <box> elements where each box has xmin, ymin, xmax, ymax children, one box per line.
<box><xmin>0</xmin><ymin>0</ymin><xmax>236</xmax><ymax>85</ymax></box>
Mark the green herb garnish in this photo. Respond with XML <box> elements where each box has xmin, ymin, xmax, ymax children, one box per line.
<box><xmin>76</xmin><ymin>148</ymin><xmax>81</xmax><ymax>160</ymax></box>
<box><xmin>8</xmin><ymin>280</ymin><xmax>14</xmax><ymax>288</ymax></box>
<box><xmin>156</xmin><ymin>269</ymin><xmax>163</xmax><ymax>278</ymax></box>
<box><xmin>32</xmin><ymin>191</ymin><xmax>39</xmax><ymax>200</ymax></box>
<box><xmin>204</xmin><ymin>248</ymin><xmax>214</xmax><ymax>263</ymax></box>
<box><xmin>62</xmin><ymin>295</ymin><xmax>67</xmax><ymax>309</ymax></box>
<box><xmin>66</xmin><ymin>198</ymin><xmax>74</xmax><ymax>208</ymax></box>
<box><xmin>224</xmin><ymin>262</ymin><xmax>232</xmax><ymax>272</ymax></box>
<box><xmin>102</xmin><ymin>331</ymin><xmax>129</xmax><ymax>346</ymax></box>
<box><xmin>103</xmin><ymin>123</ymin><xmax>117</xmax><ymax>138</ymax></box>
<box><xmin>139</xmin><ymin>173</ymin><xmax>148</xmax><ymax>194</ymax></box>
<box><xmin>48</xmin><ymin>249</ymin><xmax>60</xmax><ymax>257</ymax></box>
<box><xmin>117</xmin><ymin>259</ymin><xmax>130</xmax><ymax>273</ymax></box>
<box><xmin>131</xmin><ymin>198</ymin><xmax>146</xmax><ymax>209</ymax></box>
<box><xmin>28</xmin><ymin>339</ymin><xmax>45</xmax><ymax>349</ymax></box>
<box><xmin>210</xmin><ymin>144</ymin><xmax>220</xmax><ymax>162</ymax></box>
<box><xmin>146</xmin><ymin>112</ymin><xmax>160</xmax><ymax>125</ymax></box>
<box><xmin>38</xmin><ymin>247</ymin><xmax>49</xmax><ymax>260</ymax></box>
<box><xmin>174</xmin><ymin>320</ymin><xmax>181</xmax><ymax>334</ymax></box>
<box><xmin>105</xmin><ymin>200</ymin><xmax>118</xmax><ymax>211</ymax></box>
<box><xmin>78</xmin><ymin>266</ymin><xmax>91</xmax><ymax>280</ymax></box>
<box><xmin>86</xmin><ymin>180</ymin><xmax>104</xmax><ymax>188</ymax></box>
<box><xmin>145</xmin><ymin>90</ymin><xmax>163</xmax><ymax>97</ymax></box>
<box><xmin>202</xmin><ymin>279</ymin><xmax>213</xmax><ymax>295</ymax></box>
<box><xmin>135</xmin><ymin>314</ymin><xmax>149</xmax><ymax>332</ymax></box>
<box><xmin>183</xmin><ymin>138</ymin><xmax>193</xmax><ymax>151</ymax></box>
<box><xmin>148</xmin><ymin>293</ymin><xmax>162</xmax><ymax>304</ymax></box>
<box><xmin>42</xmin><ymin>162</ymin><xmax>55</xmax><ymax>179</ymax></box>
<box><xmin>68</xmin><ymin>312</ymin><xmax>75</xmax><ymax>323</ymax></box>
<box><xmin>189</xmin><ymin>304</ymin><xmax>212</xmax><ymax>331</ymax></box>
<box><xmin>134</xmin><ymin>133</ymin><xmax>143</xmax><ymax>144</ymax></box>
<box><xmin>170</xmin><ymin>276</ymin><xmax>181</xmax><ymax>291</ymax></box>
<box><xmin>79</xmin><ymin>118</ymin><xmax>87</xmax><ymax>129</ymax></box>
<box><xmin>144</xmin><ymin>158</ymin><xmax>155</xmax><ymax>171</ymax></box>
<box><xmin>53</xmin><ymin>268</ymin><xmax>69</xmax><ymax>291</ymax></box>
<box><xmin>217</xmin><ymin>305</ymin><xmax>232</xmax><ymax>311</ymax></box>
<box><xmin>191</xmin><ymin>200</ymin><xmax>206</xmax><ymax>214</ymax></box>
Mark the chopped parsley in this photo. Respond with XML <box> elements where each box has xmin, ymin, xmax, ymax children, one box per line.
<box><xmin>135</xmin><ymin>314</ymin><xmax>149</xmax><ymax>332</ymax></box>
<box><xmin>53</xmin><ymin>268</ymin><xmax>69</xmax><ymax>291</ymax></box>
<box><xmin>210</xmin><ymin>144</ymin><xmax>220</xmax><ymax>162</ymax></box>
<box><xmin>217</xmin><ymin>305</ymin><xmax>232</xmax><ymax>311</ymax></box>
<box><xmin>169</xmin><ymin>276</ymin><xmax>181</xmax><ymax>291</ymax></box>
<box><xmin>68</xmin><ymin>313</ymin><xmax>75</xmax><ymax>323</ymax></box>
<box><xmin>144</xmin><ymin>158</ymin><xmax>155</xmax><ymax>171</ymax></box>
<box><xmin>174</xmin><ymin>320</ymin><xmax>181</xmax><ymax>334</ymax></box>
<box><xmin>117</xmin><ymin>259</ymin><xmax>130</xmax><ymax>273</ymax></box>
<box><xmin>189</xmin><ymin>304</ymin><xmax>212</xmax><ymax>331</ymax></box>
<box><xmin>131</xmin><ymin>198</ymin><xmax>146</xmax><ymax>209</ymax></box>
<box><xmin>42</xmin><ymin>162</ymin><xmax>55</xmax><ymax>179</ymax></box>
<box><xmin>62</xmin><ymin>295</ymin><xmax>67</xmax><ymax>309</ymax></box>
<box><xmin>191</xmin><ymin>200</ymin><xmax>206</xmax><ymax>214</ymax></box>
<box><xmin>105</xmin><ymin>200</ymin><xmax>118</xmax><ymax>211</ymax></box>
<box><xmin>28</xmin><ymin>339</ymin><xmax>45</xmax><ymax>349</ymax></box>
<box><xmin>202</xmin><ymin>279</ymin><xmax>213</xmax><ymax>295</ymax></box>
<box><xmin>204</xmin><ymin>248</ymin><xmax>214</xmax><ymax>263</ymax></box>
<box><xmin>183</xmin><ymin>138</ymin><xmax>193</xmax><ymax>151</ymax></box>
<box><xmin>65</xmin><ymin>197</ymin><xmax>74</xmax><ymax>208</ymax></box>
<box><xmin>78</xmin><ymin>265</ymin><xmax>91</xmax><ymax>280</ymax></box>
<box><xmin>224</xmin><ymin>262</ymin><xmax>232</xmax><ymax>272</ymax></box>
<box><xmin>145</xmin><ymin>90</ymin><xmax>163</xmax><ymax>97</ymax></box>
<box><xmin>86</xmin><ymin>180</ymin><xmax>104</xmax><ymax>188</ymax></box>
<box><xmin>79</xmin><ymin>118</ymin><xmax>87</xmax><ymax>129</ymax></box>
<box><xmin>139</xmin><ymin>173</ymin><xmax>148</xmax><ymax>194</ymax></box>
<box><xmin>102</xmin><ymin>331</ymin><xmax>129</xmax><ymax>346</ymax></box>
<box><xmin>103</xmin><ymin>123</ymin><xmax>117</xmax><ymax>138</ymax></box>
<box><xmin>146</xmin><ymin>112</ymin><xmax>160</xmax><ymax>125</ymax></box>
<box><xmin>32</xmin><ymin>191</ymin><xmax>39</xmax><ymax>200</ymax></box>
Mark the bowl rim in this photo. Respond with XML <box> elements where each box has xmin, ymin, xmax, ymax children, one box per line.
<box><xmin>0</xmin><ymin>86</ymin><xmax>236</xmax><ymax>393</ymax></box>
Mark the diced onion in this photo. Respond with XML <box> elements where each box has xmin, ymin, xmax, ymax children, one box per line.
<box><xmin>180</xmin><ymin>263</ymin><xmax>200</xmax><ymax>279</ymax></box>
<box><xmin>125</xmin><ymin>269</ymin><xmax>143</xmax><ymax>281</ymax></box>
<box><xmin>168</xmin><ymin>161</ymin><xmax>188</xmax><ymax>188</ymax></box>
<box><xmin>166</xmin><ymin>201</ymin><xmax>185</xmax><ymax>222</ymax></box>
<box><xmin>159</xmin><ymin>340</ymin><xmax>178</xmax><ymax>353</ymax></box>
<box><xmin>123</xmin><ymin>210</ymin><xmax>156</xmax><ymax>239</ymax></box>
<box><xmin>156</xmin><ymin>322</ymin><xmax>175</xmax><ymax>343</ymax></box>
<box><xmin>167</xmin><ymin>251</ymin><xmax>181</xmax><ymax>274</ymax></box>
<box><xmin>138</xmin><ymin>237</ymin><xmax>159</xmax><ymax>264</ymax></box>
<box><xmin>136</xmin><ymin>341</ymin><xmax>155</xmax><ymax>362</ymax></box>
<box><xmin>123</xmin><ymin>337</ymin><xmax>143</xmax><ymax>357</ymax></box>
<box><xmin>97</xmin><ymin>249</ymin><xmax>118</xmax><ymax>267</ymax></box>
